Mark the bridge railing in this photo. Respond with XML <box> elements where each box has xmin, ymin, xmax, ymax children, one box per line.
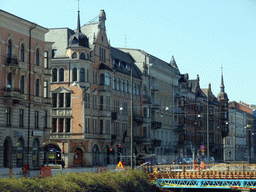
<box><xmin>143</xmin><ymin>163</ymin><xmax>256</xmax><ymax>180</ymax></box>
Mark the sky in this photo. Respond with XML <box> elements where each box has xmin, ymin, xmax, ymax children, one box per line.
<box><xmin>1</xmin><ymin>0</ymin><xmax>256</xmax><ymax>105</ymax></box>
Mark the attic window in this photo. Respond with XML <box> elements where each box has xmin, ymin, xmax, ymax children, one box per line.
<box><xmin>72</xmin><ymin>52</ymin><xmax>77</xmax><ymax>59</ymax></box>
<box><xmin>101</xmin><ymin>36</ymin><xmax>104</xmax><ymax>42</ymax></box>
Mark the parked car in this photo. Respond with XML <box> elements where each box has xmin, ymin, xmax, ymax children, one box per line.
<box><xmin>201</xmin><ymin>157</ymin><xmax>215</xmax><ymax>163</ymax></box>
<box><xmin>175</xmin><ymin>158</ymin><xmax>187</xmax><ymax>164</ymax></box>
<box><xmin>185</xmin><ymin>158</ymin><xmax>194</xmax><ymax>164</ymax></box>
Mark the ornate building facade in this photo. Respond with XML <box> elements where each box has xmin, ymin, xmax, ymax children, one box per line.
<box><xmin>0</xmin><ymin>10</ymin><xmax>52</xmax><ymax>169</ymax></box>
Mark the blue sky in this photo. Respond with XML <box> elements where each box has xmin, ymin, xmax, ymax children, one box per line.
<box><xmin>2</xmin><ymin>0</ymin><xmax>255</xmax><ymax>105</ymax></box>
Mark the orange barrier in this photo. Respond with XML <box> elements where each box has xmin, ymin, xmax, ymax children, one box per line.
<box><xmin>9</xmin><ymin>167</ymin><xmax>13</xmax><ymax>178</ymax></box>
<box><xmin>40</xmin><ymin>166</ymin><xmax>52</xmax><ymax>177</ymax></box>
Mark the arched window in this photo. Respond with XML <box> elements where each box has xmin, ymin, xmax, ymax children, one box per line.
<box><xmin>59</xmin><ymin>68</ymin><xmax>64</xmax><ymax>82</ymax></box>
<box><xmin>137</xmin><ymin>85</ymin><xmax>140</xmax><ymax>95</ymax></box>
<box><xmin>143</xmin><ymin>85</ymin><xmax>147</xmax><ymax>96</ymax></box>
<box><xmin>32</xmin><ymin>139</ymin><xmax>39</xmax><ymax>167</ymax></box>
<box><xmin>99</xmin><ymin>73</ymin><xmax>105</xmax><ymax>85</ymax></box>
<box><xmin>80</xmin><ymin>52</ymin><xmax>85</xmax><ymax>60</ymax></box>
<box><xmin>35</xmin><ymin>79</ymin><xmax>39</xmax><ymax>97</ymax></box>
<box><xmin>36</xmin><ymin>49</ymin><xmax>40</xmax><ymax>66</ymax></box>
<box><xmin>121</xmin><ymin>79</ymin><xmax>124</xmax><ymax>91</ymax></box>
<box><xmin>72</xmin><ymin>52</ymin><xmax>77</xmax><ymax>59</ymax></box>
<box><xmin>7</xmin><ymin>40</ymin><xmax>12</xmax><ymax>57</ymax></box>
<box><xmin>72</xmin><ymin>68</ymin><xmax>77</xmax><ymax>82</ymax></box>
<box><xmin>113</xmin><ymin>76</ymin><xmax>116</xmax><ymax>89</ymax></box>
<box><xmin>126</xmin><ymin>81</ymin><xmax>129</xmax><ymax>93</ymax></box>
<box><xmin>133</xmin><ymin>83</ymin><xmax>136</xmax><ymax>95</ymax></box>
<box><xmin>52</xmin><ymin>68</ymin><xmax>57</xmax><ymax>82</ymax></box>
<box><xmin>80</xmin><ymin>68</ymin><xmax>85</xmax><ymax>82</ymax></box>
<box><xmin>105</xmin><ymin>72</ymin><xmax>111</xmax><ymax>86</ymax></box>
<box><xmin>20</xmin><ymin>44</ymin><xmax>25</xmax><ymax>62</ymax></box>
<box><xmin>117</xmin><ymin>78</ymin><xmax>120</xmax><ymax>91</ymax></box>
<box><xmin>20</xmin><ymin>76</ymin><xmax>25</xmax><ymax>94</ymax></box>
<box><xmin>16</xmin><ymin>138</ymin><xmax>24</xmax><ymax>167</ymax></box>
<box><xmin>124</xmin><ymin>80</ymin><xmax>127</xmax><ymax>92</ymax></box>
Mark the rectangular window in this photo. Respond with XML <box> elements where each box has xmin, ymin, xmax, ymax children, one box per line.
<box><xmin>100</xmin><ymin>120</ymin><xmax>103</xmax><ymax>134</ymax></box>
<box><xmin>84</xmin><ymin>93</ymin><xmax>90</xmax><ymax>108</ymax></box>
<box><xmin>66</xmin><ymin>93</ymin><xmax>71</xmax><ymax>108</ymax></box>
<box><xmin>52</xmin><ymin>93</ymin><xmax>57</xmax><ymax>108</ymax></box>
<box><xmin>44</xmin><ymin>110</ymin><xmax>47</xmax><ymax>128</ymax></box>
<box><xmin>44</xmin><ymin>51</ymin><xmax>48</xmax><ymax>68</ymax></box>
<box><xmin>106</xmin><ymin>120</ymin><xmax>110</xmax><ymax>134</ymax></box>
<box><xmin>59</xmin><ymin>118</ymin><xmax>64</xmax><ymax>132</ymax></box>
<box><xmin>52</xmin><ymin>118</ymin><xmax>57</xmax><ymax>132</ymax></box>
<box><xmin>19</xmin><ymin>109</ymin><xmax>24</xmax><ymax>127</ymax></box>
<box><xmin>100</xmin><ymin>96</ymin><xmax>104</xmax><ymax>110</ymax></box>
<box><xmin>106</xmin><ymin>96</ymin><xmax>110</xmax><ymax>111</ymax></box>
<box><xmin>65</xmin><ymin>118</ymin><xmax>71</xmax><ymax>132</ymax></box>
<box><xmin>35</xmin><ymin>111</ymin><xmax>39</xmax><ymax>128</ymax></box>
<box><xmin>93</xmin><ymin>95</ymin><xmax>97</xmax><ymax>110</ymax></box>
<box><xmin>99</xmin><ymin>47</ymin><xmax>102</xmax><ymax>61</ymax></box>
<box><xmin>84</xmin><ymin>118</ymin><xmax>90</xmax><ymax>133</ymax></box>
<box><xmin>44</xmin><ymin>81</ymin><xmax>48</xmax><ymax>98</ymax></box>
<box><xmin>59</xmin><ymin>93</ymin><xmax>64</xmax><ymax>108</ymax></box>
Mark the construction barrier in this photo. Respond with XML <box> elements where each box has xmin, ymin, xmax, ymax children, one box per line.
<box><xmin>40</xmin><ymin>166</ymin><xmax>52</xmax><ymax>177</ymax></box>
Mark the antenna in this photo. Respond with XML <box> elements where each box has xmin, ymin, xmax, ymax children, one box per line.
<box><xmin>125</xmin><ymin>35</ymin><xmax>127</xmax><ymax>48</ymax></box>
<box><xmin>78</xmin><ymin>0</ymin><xmax>80</xmax><ymax>12</ymax></box>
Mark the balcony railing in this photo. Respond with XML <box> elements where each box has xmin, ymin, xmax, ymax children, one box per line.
<box><xmin>151</xmin><ymin>102</ymin><xmax>160</xmax><ymax>109</ymax></box>
<box><xmin>99</xmin><ymin>85</ymin><xmax>112</xmax><ymax>92</ymax></box>
<box><xmin>111</xmin><ymin>112</ymin><xmax>117</xmax><ymax>120</ymax></box>
<box><xmin>142</xmin><ymin>95</ymin><xmax>151</xmax><ymax>103</ymax></box>
<box><xmin>152</xmin><ymin>139</ymin><xmax>161</xmax><ymax>146</ymax></box>
<box><xmin>151</xmin><ymin>121</ymin><xmax>162</xmax><ymax>129</ymax></box>
<box><xmin>6</xmin><ymin>55</ymin><xmax>18</xmax><ymax>65</ymax></box>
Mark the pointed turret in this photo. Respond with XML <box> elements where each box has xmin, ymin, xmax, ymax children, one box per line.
<box><xmin>217</xmin><ymin>69</ymin><xmax>228</xmax><ymax>100</ymax></box>
<box><xmin>170</xmin><ymin>55</ymin><xmax>178</xmax><ymax>69</ymax></box>
<box><xmin>98</xmin><ymin>10</ymin><xmax>106</xmax><ymax>30</ymax></box>
<box><xmin>68</xmin><ymin>0</ymin><xmax>89</xmax><ymax>48</ymax></box>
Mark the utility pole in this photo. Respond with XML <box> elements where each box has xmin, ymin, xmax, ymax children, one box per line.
<box><xmin>130</xmin><ymin>68</ymin><xmax>133</xmax><ymax>169</ymax></box>
<box><xmin>28</xmin><ymin>23</ymin><xmax>37</xmax><ymax>168</ymax></box>
<box><xmin>207</xmin><ymin>86</ymin><xmax>209</xmax><ymax>164</ymax></box>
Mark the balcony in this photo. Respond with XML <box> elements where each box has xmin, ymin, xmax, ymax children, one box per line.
<box><xmin>51</xmin><ymin>109</ymin><xmax>72</xmax><ymax>116</ymax></box>
<box><xmin>142</xmin><ymin>95</ymin><xmax>151</xmax><ymax>103</ymax></box>
<box><xmin>151</xmin><ymin>102</ymin><xmax>160</xmax><ymax>109</ymax></box>
<box><xmin>151</xmin><ymin>80</ymin><xmax>159</xmax><ymax>91</ymax></box>
<box><xmin>151</xmin><ymin>121</ymin><xmax>162</xmax><ymax>129</ymax></box>
<box><xmin>6</xmin><ymin>55</ymin><xmax>19</xmax><ymax>66</ymax></box>
<box><xmin>99</xmin><ymin>85</ymin><xmax>112</xmax><ymax>92</ymax></box>
<box><xmin>174</xmin><ymin>108</ymin><xmax>181</xmax><ymax>114</ymax></box>
<box><xmin>111</xmin><ymin>135</ymin><xmax>117</xmax><ymax>140</ymax></box>
<box><xmin>111</xmin><ymin>112</ymin><xmax>117</xmax><ymax>120</ymax></box>
<box><xmin>133</xmin><ymin>114</ymin><xmax>143</xmax><ymax>125</ymax></box>
<box><xmin>3</xmin><ymin>88</ymin><xmax>23</xmax><ymax>105</ymax></box>
<box><xmin>152</xmin><ymin>139</ymin><xmax>161</xmax><ymax>146</ymax></box>
<box><xmin>99</xmin><ymin>110</ymin><xmax>111</xmax><ymax>117</ymax></box>
<box><xmin>174</xmin><ymin>125</ymin><xmax>184</xmax><ymax>133</ymax></box>
<box><xmin>134</xmin><ymin>136</ymin><xmax>151</xmax><ymax>144</ymax></box>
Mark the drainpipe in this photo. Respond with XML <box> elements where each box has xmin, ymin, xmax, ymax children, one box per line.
<box><xmin>27</xmin><ymin>23</ymin><xmax>37</xmax><ymax>169</ymax></box>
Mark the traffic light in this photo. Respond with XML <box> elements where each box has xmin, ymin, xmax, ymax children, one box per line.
<box><xmin>110</xmin><ymin>148</ymin><xmax>115</xmax><ymax>155</ymax></box>
<box><xmin>118</xmin><ymin>144</ymin><xmax>122</xmax><ymax>156</ymax></box>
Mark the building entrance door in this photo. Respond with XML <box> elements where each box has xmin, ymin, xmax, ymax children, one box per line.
<box><xmin>73</xmin><ymin>148</ymin><xmax>83</xmax><ymax>166</ymax></box>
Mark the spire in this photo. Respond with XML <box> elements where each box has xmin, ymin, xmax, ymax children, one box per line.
<box><xmin>77</xmin><ymin>0</ymin><xmax>81</xmax><ymax>33</ymax></box>
<box><xmin>220</xmin><ymin>64</ymin><xmax>225</xmax><ymax>93</ymax></box>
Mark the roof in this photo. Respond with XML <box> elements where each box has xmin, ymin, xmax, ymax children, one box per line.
<box><xmin>81</xmin><ymin>22</ymin><xmax>99</xmax><ymax>48</ymax></box>
<box><xmin>111</xmin><ymin>47</ymin><xmax>142</xmax><ymax>79</ymax></box>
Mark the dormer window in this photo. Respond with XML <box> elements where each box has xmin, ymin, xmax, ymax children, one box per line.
<box><xmin>72</xmin><ymin>52</ymin><xmax>77</xmax><ymax>59</ymax></box>
<box><xmin>80</xmin><ymin>52</ymin><xmax>85</xmax><ymax>60</ymax></box>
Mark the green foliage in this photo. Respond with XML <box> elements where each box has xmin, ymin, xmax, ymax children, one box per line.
<box><xmin>0</xmin><ymin>169</ymin><xmax>161</xmax><ymax>192</ymax></box>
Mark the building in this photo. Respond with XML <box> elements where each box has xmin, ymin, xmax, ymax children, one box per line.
<box><xmin>45</xmin><ymin>10</ymin><xmax>144</xmax><ymax>167</ymax></box>
<box><xmin>0</xmin><ymin>10</ymin><xmax>52</xmax><ymax>169</ymax></box>
<box><xmin>225</xmin><ymin>101</ymin><xmax>255</xmax><ymax>162</ymax></box>
<box><xmin>119</xmin><ymin>49</ymin><xmax>181</xmax><ymax>163</ymax></box>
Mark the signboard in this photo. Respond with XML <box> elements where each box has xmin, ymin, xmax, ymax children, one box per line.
<box><xmin>200</xmin><ymin>145</ymin><xmax>205</xmax><ymax>150</ymax></box>
<box><xmin>116</xmin><ymin>161</ymin><xmax>124</xmax><ymax>169</ymax></box>
<box><xmin>32</xmin><ymin>130</ymin><xmax>43</xmax><ymax>136</ymax></box>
